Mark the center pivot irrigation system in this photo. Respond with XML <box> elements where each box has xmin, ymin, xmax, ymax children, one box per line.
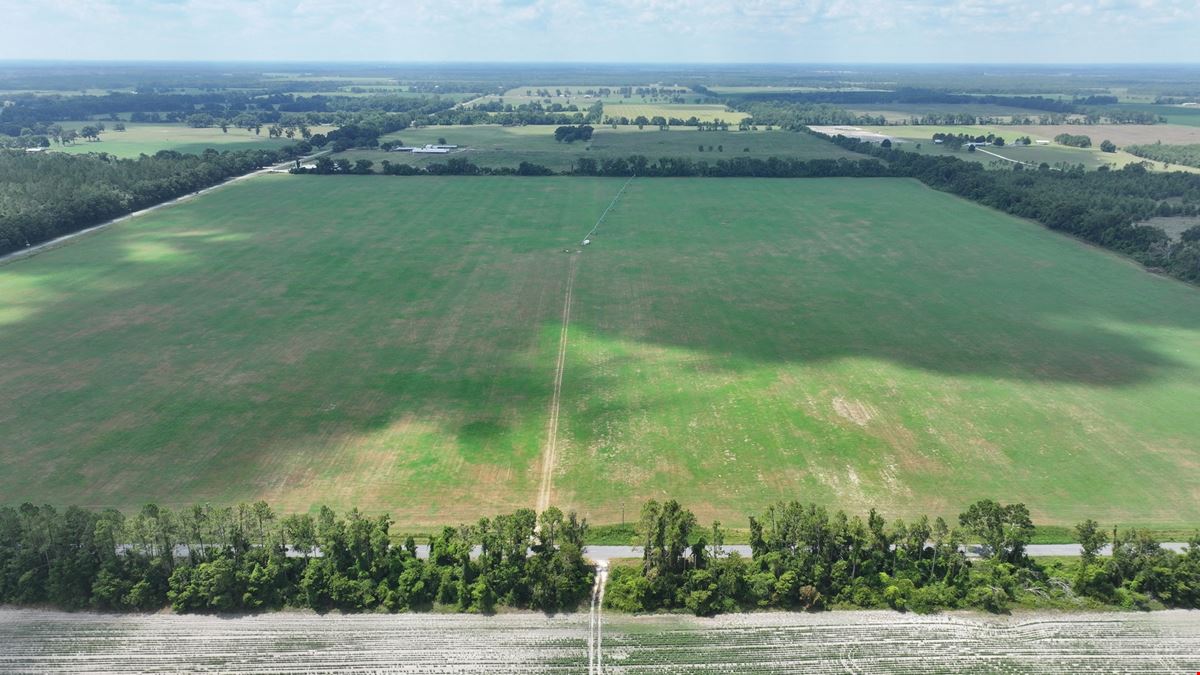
<box><xmin>582</xmin><ymin>174</ymin><xmax>636</xmax><ymax>246</ymax></box>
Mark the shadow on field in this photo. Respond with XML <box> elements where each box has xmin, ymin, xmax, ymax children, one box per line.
<box><xmin>565</xmin><ymin>178</ymin><xmax>1200</xmax><ymax>388</ymax></box>
<box><xmin>1</xmin><ymin>176</ymin><xmax>1199</xmax><ymax>513</ymax></box>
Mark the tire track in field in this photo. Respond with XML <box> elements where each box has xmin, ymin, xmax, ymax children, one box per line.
<box><xmin>535</xmin><ymin>253</ymin><xmax>577</xmax><ymax>515</ymax></box>
<box><xmin>586</xmin><ymin>560</ymin><xmax>610</xmax><ymax>675</ymax></box>
<box><xmin>535</xmin><ymin>176</ymin><xmax>636</xmax><ymax>516</ymax></box>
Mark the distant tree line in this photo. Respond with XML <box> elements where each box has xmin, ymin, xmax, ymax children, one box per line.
<box><xmin>0</xmin><ymin>144</ymin><xmax>309</xmax><ymax>256</ymax></box>
<box><xmin>733</xmin><ymin>101</ymin><xmax>888</xmax><ymax>127</ymax></box>
<box><xmin>293</xmin><ymin>155</ymin><xmax>889</xmax><ymax>179</ymax></box>
<box><xmin>0</xmin><ymin>92</ymin><xmax>459</xmax><ymax>138</ymax></box>
<box><xmin>732</xmin><ymin>89</ymin><xmax>1080</xmax><ymax>112</ymax></box>
<box><xmin>0</xmin><ymin>503</ymin><xmax>591</xmax><ymax>614</ymax></box>
<box><xmin>733</xmin><ymin>99</ymin><xmax>1163</xmax><ymax>129</ymax></box>
<box><xmin>424</xmin><ymin>101</ymin><xmax>604</xmax><ymax>128</ymax></box>
<box><xmin>606</xmin><ymin>499</ymin><xmax>1200</xmax><ymax>616</ymax></box>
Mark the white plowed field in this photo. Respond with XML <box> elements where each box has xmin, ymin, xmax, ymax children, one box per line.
<box><xmin>2</xmin><ymin>608</ymin><xmax>1198</xmax><ymax>673</ymax></box>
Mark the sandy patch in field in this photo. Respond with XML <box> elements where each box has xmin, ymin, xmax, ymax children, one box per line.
<box><xmin>808</xmin><ymin>125</ymin><xmax>896</xmax><ymax>142</ymax></box>
<box><xmin>832</xmin><ymin>396</ymin><xmax>875</xmax><ymax>426</ymax></box>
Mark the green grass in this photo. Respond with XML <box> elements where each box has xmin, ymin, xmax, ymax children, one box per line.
<box><xmin>2</xmin><ymin>176</ymin><xmax>1199</xmax><ymax>530</ymax></box>
<box><xmin>53</xmin><ymin>123</ymin><xmax>332</xmax><ymax>158</ymax></box>
<box><xmin>340</xmin><ymin>124</ymin><xmax>864</xmax><ymax>171</ymax></box>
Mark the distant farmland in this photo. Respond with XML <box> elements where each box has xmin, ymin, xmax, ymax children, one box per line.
<box><xmin>54</xmin><ymin>123</ymin><xmax>332</xmax><ymax>158</ymax></box>
<box><xmin>603</xmin><ymin>103</ymin><xmax>748</xmax><ymax>124</ymax></box>
<box><xmin>342</xmin><ymin>125</ymin><xmax>864</xmax><ymax>171</ymax></box>
<box><xmin>1</xmin><ymin>175</ymin><xmax>1198</xmax><ymax>528</ymax></box>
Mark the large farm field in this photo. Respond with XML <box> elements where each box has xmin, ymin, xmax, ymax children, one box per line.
<box><xmin>54</xmin><ymin>123</ymin><xmax>333</xmax><ymax>158</ymax></box>
<box><xmin>342</xmin><ymin>124</ymin><xmax>863</xmax><ymax>171</ymax></box>
<box><xmin>2</xmin><ymin>176</ymin><xmax>1199</xmax><ymax>528</ymax></box>
<box><xmin>603</xmin><ymin>103</ymin><xmax>748</xmax><ymax>124</ymax></box>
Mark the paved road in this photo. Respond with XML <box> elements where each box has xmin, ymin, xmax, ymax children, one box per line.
<box><xmin>123</xmin><ymin>540</ymin><xmax>1193</xmax><ymax>561</ymax></box>
<box><xmin>399</xmin><ymin>542</ymin><xmax>1190</xmax><ymax>561</ymax></box>
<box><xmin>580</xmin><ymin>543</ymin><xmax>1190</xmax><ymax>560</ymax></box>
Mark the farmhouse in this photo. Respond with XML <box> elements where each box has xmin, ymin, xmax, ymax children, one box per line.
<box><xmin>411</xmin><ymin>144</ymin><xmax>457</xmax><ymax>154</ymax></box>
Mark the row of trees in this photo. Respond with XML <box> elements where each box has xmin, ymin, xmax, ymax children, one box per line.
<box><xmin>607</xmin><ymin>499</ymin><xmax>1200</xmax><ymax>616</ymax></box>
<box><xmin>3</xmin><ymin>498</ymin><xmax>1198</xmax><ymax>616</ymax></box>
<box><xmin>1125</xmin><ymin>142</ymin><xmax>1200</xmax><ymax>169</ymax></box>
<box><xmin>0</xmin><ymin>503</ymin><xmax>592</xmax><ymax>614</ymax></box>
<box><xmin>424</xmin><ymin>101</ymin><xmax>604</xmax><ymax>128</ymax></box>
<box><xmin>733</xmin><ymin>89</ymin><xmax>1082</xmax><ymax>113</ymax></box>
<box><xmin>931</xmin><ymin>132</ymin><xmax>1014</xmax><ymax>149</ymax></box>
<box><xmin>0</xmin><ymin>144</ymin><xmax>309</xmax><ymax>256</ymax></box>
<box><xmin>295</xmin><ymin>155</ymin><xmax>890</xmax><ymax>179</ymax></box>
<box><xmin>0</xmin><ymin>91</ymin><xmax>461</xmax><ymax>138</ymax></box>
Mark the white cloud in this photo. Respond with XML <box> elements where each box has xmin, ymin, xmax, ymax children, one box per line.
<box><xmin>0</xmin><ymin>0</ymin><xmax>1197</xmax><ymax>61</ymax></box>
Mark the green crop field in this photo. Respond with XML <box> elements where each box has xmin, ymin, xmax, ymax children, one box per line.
<box><xmin>2</xmin><ymin>176</ymin><xmax>1199</xmax><ymax>529</ymax></box>
<box><xmin>340</xmin><ymin>124</ymin><xmax>864</xmax><ymax>171</ymax></box>
<box><xmin>52</xmin><ymin>123</ymin><xmax>333</xmax><ymax>158</ymax></box>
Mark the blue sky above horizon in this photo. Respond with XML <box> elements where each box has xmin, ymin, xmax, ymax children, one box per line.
<box><xmin>1</xmin><ymin>0</ymin><xmax>1198</xmax><ymax>63</ymax></box>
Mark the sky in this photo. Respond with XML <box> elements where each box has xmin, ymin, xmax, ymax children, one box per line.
<box><xmin>1</xmin><ymin>0</ymin><xmax>1199</xmax><ymax>63</ymax></box>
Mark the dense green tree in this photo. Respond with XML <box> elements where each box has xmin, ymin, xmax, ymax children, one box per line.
<box><xmin>958</xmin><ymin>500</ymin><xmax>1034</xmax><ymax>564</ymax></box>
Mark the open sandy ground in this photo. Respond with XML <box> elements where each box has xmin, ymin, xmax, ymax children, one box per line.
<box><xmin>3</xmin><ymin>607</ymin><xmax>1198</xmax><ymax>673</ymax></box>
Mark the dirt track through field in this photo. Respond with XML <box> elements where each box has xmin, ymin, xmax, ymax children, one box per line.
<box><xmin>536</xmin><ymin>254</ymin><xmax>577</xmax><ymax>515</ymax></box>
<box><xmin>587</xmin><ymin>560</ymin><xmax>609</xmax><ymax>674</ymax></box>
<box><xmin>535</xmin><ymin>176</ymin><xmax>635</xmax><ymax>515</ymax></box>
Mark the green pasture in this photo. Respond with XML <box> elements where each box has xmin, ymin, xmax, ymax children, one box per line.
<box><xmin>1</xmin><ymin>177</ymin><xmax>1198</xmax><ymax>529</ymax></box>
<box><xmin>51</xmin><ymin>123</ymin><xmax>334</xmax><ymax>158</ymax></box>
